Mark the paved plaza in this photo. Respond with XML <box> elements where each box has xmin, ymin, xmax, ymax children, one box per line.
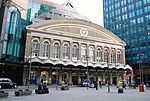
<box><xmin>1</xmin><ymin>86</ymin><xmax>150</xmax><ymax>101</ymax></box>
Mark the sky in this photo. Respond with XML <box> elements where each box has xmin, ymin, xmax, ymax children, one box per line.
<box><xmin>47</xmin><ymin>0</ymin><xmax>104</xmax><ymax>26</ymax></box>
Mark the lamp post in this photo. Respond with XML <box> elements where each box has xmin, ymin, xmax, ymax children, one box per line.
<box><xmin>28</xmin><ymin>48</ymin><xmax>32</xmax><ymax>89</ymax></box>
<box><xmin>28</xmin><ymin>48</ymin><xmax>38</xmax><ymax>89</ymax></box>
<box><xmin>96</xmin><ymin>70</ymin><xmax>98</xmax><ymax>90</ymax></box>
<box><xmin>137</xmin><ymin>53</ymin><xmax>144</xmax><ymax>84</ymax></box>
<box><xmin>86</xmin><ymin>55</ymin><xmax>89</xmax><ymax>90</ymax></box>
<box><xmin>107</xmin><ymin>51</ymin><xmax>110</xmax><ymax>93</ymax></box>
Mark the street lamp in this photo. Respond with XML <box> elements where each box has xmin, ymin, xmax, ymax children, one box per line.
<box><xmin>28</xmin><ymin>48</ymin><xmax>38</xmax><ymax>89</ymax></box>
<box><xmin>106</xmin><ymin>51</ymin><xmax>110</xmax><ymax>93</ymax></box>
<box><xmin>86</xmin><ymin>55</ymin><xmax>89</xmax><ymax>90</ymax></box>
<box><xmin>137</xmin><ymin>53</ymin><xmax>144</xmax><ymax>84</ymax></box>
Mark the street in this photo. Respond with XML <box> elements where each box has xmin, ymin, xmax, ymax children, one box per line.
<box><xmin>1</xmin><ymin>86</ymin><xmax>150</xmax><ymax>101</ymax></box>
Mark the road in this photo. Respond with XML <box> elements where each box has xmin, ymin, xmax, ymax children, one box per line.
<box><xmin>1</xmin><ymin>86</ymin><xmax>150</xmax><ymax>101</ymax></box>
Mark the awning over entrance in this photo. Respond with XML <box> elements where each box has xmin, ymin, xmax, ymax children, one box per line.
<box><xmin>124</xmin><ymin>64</ymin><xmax>133</xmax><ymax>70</ymax></box>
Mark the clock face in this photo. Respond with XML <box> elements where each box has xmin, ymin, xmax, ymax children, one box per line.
<box><xmin>80</xmin><ymin>28</ymin><xmax>88</xmax><ymax>36</ymax></box>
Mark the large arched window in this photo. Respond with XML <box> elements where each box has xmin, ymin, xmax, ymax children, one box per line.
<box><xmin>32</xmin><ymin>39</ymin><xmax>40</xmax><ymax>57</ymax></box>
<box><xmin>104</xmin><ymin>48</ymin><xmax>109</xmax><ymax>62</ymax></box>
<box><xmin>117</xmin><ymin>50</ymin><xmax>122</xmax><ymax>63</ymax></box>
<box><xmin>111</xmin><ymin>50</ymin><xmax>115</xmax><ymax>63</ymax></box>
<box><xmin>72</xmin><ymin>44</ymin><xmax>78</xmax><ymax>61</ymax></box>
<box><xmin>89</xmin><ymin>46</ymin><xmax>94</xmax><ymax>62</ymax></box>
<box><xmin>63</xmin><ymin>43</ymin><xmax>69</xmax><ymax>59</ymax></box>
<box><xmin>43</xmin><ymin>41</ymin><xmax>49</xmax><ymax>57</ymax></box>
<box><xmin>81</xmin><ymin>45</ymin><xmax>87</xmax><ymax>62</ymax></box>
<box><xmin>53</xmin><ymin>42</ymin><xmax>60</xmax><ymax>59</ymax></box>
<box><xmin>97</xmin><ymin>48</ymin><xmax>102</xmax><ymax>63</ymax></box>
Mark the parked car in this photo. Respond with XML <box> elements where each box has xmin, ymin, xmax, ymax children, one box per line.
<box><xmin>0</xmin><ymin>78</ymin><xmax>17</xmax><ymax>89</ymax></box>
<box><xmin>81</xmin><ymin>80</ymin><xmax>89</xmax><ymax>87</ymax></box>
<box><xmin>81</xmin><ymin>80</ymin><xmax>94</xmax><ymax>88</ymax></box>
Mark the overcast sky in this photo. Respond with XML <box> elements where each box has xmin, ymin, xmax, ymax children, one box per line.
<box><xmin>47</xmin><ymin>0</ymin><xmax>104</xmax><ymax>26</ymax></box>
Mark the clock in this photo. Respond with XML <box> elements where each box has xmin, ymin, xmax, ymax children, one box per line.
<box><xmin>80</xmin><ymin>28</ymin><xmax>88</xmax><ymax>36</ymax></box>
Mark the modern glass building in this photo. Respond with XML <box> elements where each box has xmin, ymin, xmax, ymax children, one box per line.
<box><xmin>0</xmin><ymin>0</ymin><xmax>28</xmax><ymax>85</ymax></box>
<box><xmin>0</xmin><ymin>0</ymin><xmax>57</xmax><ymax>85</ymax></box>
<box><xmin>26</xmin><ymin>0</ymin><xmax>58</xmax><ymax>23</ymax></box>
<box><xmin>103</xmin><ymin>0</ymin><xmax>150</xmax><ymax>84</ymax></box>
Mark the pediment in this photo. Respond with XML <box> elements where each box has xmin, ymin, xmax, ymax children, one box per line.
<box><xmin>27</xmin><ymin>19</ymin><xmax>126</xmax><ymax>46</ymax></box>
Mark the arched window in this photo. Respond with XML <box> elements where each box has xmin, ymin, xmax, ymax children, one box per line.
<box><xmin>104</xmin><ymin>48</ymin><xmax>109</xmax><ymax>62</ymax></box>
<box><xmin>63</xmin><ymin>43</ymin><xmax>69</xmax><ymax>59</ymax></box>
<box><xmin>32</xmin><ymin>40</ymin><xmax>40</xmax><ymax>57</ymax></box>
<box><xmin>89</xmin><ymin>46</ymin><xmax>94</xmax><ymax>62</ymax></box>
<box><xmin>97</xmin><ymin>48</ymin><xmax>102</xmax><ymax>63</ymax></box>
<box><xmin>43</xmin><ymin>41</ymin><xmax>49</xmax><ymax>57</ymax></box>
<box><xmin>81</xmin><ymin>45</ymin><xmax>87</xmax><ymax>62</ymax></box>
<box><xmin>72</xmin><ymin>44</ymin><xmax>78</xmax><ymax>61</ymax></box>
<box><xmin>53</xmin><ymin>42</ymin><xmax>60</xmax><ymax>59</ymax></box>
<box><xmin>111</xmin><ymin>50</ymin><xmax>115</xmax><ymax>63</ymax></box>
<box><xmin>117</xmin><ymin>51</ymin><xmax>122</xmax><ymax>63</ymax></box>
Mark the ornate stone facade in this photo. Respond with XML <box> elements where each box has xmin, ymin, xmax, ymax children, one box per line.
<box><xmin>23</xmin><ymin>18</ymin><xmax>130</xmax><ymax>86</ymax></box>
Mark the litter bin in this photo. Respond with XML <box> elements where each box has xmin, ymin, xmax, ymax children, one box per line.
<box><xmin>118</xmin><ymin>88</ymin><xmax>123</xmax><ymax>93</ymax></box>
<box><xmin>139</xmin><ymin>84</ymin><xmax>144</xmax><ymax>92</ymax></box>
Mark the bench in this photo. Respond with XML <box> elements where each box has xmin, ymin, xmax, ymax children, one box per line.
<box><xmin>15</xmin><ymin>89</ymin><xmax>32</xmax><ymax>96</ymax></box>
<box><xmin>0</xmin><ymin>91</ymin><xmax>8</xmax><ymax>97</ymax></box>
<box><xmin>61</xmin><ymin>86</ymin><xmax>69</xmax><ymax>90</ymax></box>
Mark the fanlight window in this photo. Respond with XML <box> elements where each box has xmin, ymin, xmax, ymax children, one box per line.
<box><xmin>111</xmin><ymin>50</ymin><xmax>115</xmax><ymax>63</ymax></box>
<box><xmin>104</xmin><ymin>49</ymin><xmax>109</xmax><ymax>62</ymax></box>
<box><xmin>89</xmin><ymin>47</ymin><xmax>94</xmax><ymax>62</ymax></box>
<box><xmin>32</xmin><ymin>40</ymin><xmax>39</xmax><ymax>57</ymax></box>
<box><xmin>81</xmin><ymin>45</ymin><xmax>87</xmax><ymax>62</ymax></box>
<box><xmin>117</xmin><ymin>51</ymin><xmax>122</xmax><ymax>63</ymax></box>
<box><xmin>53</xmin><ymin>42</ymin><xmax>60</xmax><ymax>59</ymax></box>
<box><xmin>63</xmin><ymin>44</ymin><xmax>69</xmax><ymax>59</ymax></box>
<box><xmin>43</xmin><ymin>41</ymin><xmax>49</xmax><ymax>57</ymax></box>
<box><xmin>72</xmin><ymin>45</ymin><xmax>78</xmax><ymax>61</ymax></box>
<box><xmin>97</xmin><ymin>48</ymin><xmax>102</xmax><ymax>63</ymax></box>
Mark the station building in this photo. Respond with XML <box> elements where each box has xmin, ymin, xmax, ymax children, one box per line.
<box><xmin>23</xmin><ymin>0</ymin><xmax>132</xmax><ymax>86</ymax></box>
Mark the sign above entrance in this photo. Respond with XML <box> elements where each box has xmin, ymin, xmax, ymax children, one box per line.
<box><xmin>80</xmin><ymin>28</ymin><xmax>88</xmax><ymax>36</ymax></box>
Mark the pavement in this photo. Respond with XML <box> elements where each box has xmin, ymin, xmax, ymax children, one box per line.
<box><xmin>0</xmin><ymin>85</ymin><xmax>150</xmax><ymax>101</ymax></box>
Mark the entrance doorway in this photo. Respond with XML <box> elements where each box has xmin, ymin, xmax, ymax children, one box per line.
<box><xmin>72</xmin><ymin>72</ymin><xmax>78</xmax><ymax>85</ymax></box>
<box><xmin>40</xmin><ymin>71</ymin><xmax>48</xmax><ymax>84</ymax></box>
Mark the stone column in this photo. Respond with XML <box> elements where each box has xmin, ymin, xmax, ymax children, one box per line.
<box><xmin>24</xmin><ymin>35</ymin><xmax>32</xmax><ymax>58</ymax></box>
<box><xmin>78</xmin><ymin>70</ymin><xmax>81</xmax><ymax>84</ymax></box>
<box><xmin>60</xmin><ymin>40</ymin><xmax>63</xmax><ymax>59</ymax></box>
<box><xmin>102</xmin><ymin>71</ymin><xmax>105</xmax><ymax>84</ymax></box>
<box><xmin>59</xmin><ymin>70</ymin><xmax>62</xmax><ymax>84</ymax></box>
<box><xmin>36</xmin><ymin>67</ymin><xmax>41</xmax><ymax>84</ymax></box>
<box><xmin>50</xmin><ymin>39</ymin><xmax>54</xmax><ymax>58</ymax></box>
<box><xmin>68</xmin><ymin>70</ymin><xmax>72</xmax><ymax>85</ymax></box>
<box><xmin>95</xmin><ymin>45</ymin><xmax>97</xmax><ymax>62</ymax></box>
<box><xmin>101</xmin><ymin>46</ymin><xmax>104</xmax><ymax>62</ymax></box>
<box><xmin>48</xmin><ymin>67</ymin><xmax>52</xmax><ymax>84</ymax></box>
<box><xmin>70</xmin><ymin>41</ymin><xmax>73</xmax><ymax>60</ymax></box>
<box><xmin>116</xmin><ymin>72</ymin><xmax>119</xmax><ymax>87</ymax></box>
<box><xmin>108</xmin><ymin>47</ymin><xmax>111</xmax><ymax>63</ymax></box>
<box><xmin>39</xmin><ymin>37</ymin><xmax>44</xmax><ymax>57</ymax></box>
<box><xmin>122</xmin><ymin>47</ymin><xmax>126</xmax><ymax>64</ymax></box>
<box><xmin>110</xmin><ymin>72</ymin><xmax>112</xmax><ymax>84</ymax></box>
<box><xmin>78</xmin><ymin>42</ymin><xmax>81</xmax><ymax>61</ymax></box>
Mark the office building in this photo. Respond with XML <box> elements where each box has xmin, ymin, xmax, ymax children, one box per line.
<box><xmin>103</xmin><ymin>0</ymin><xmax>150</xmax><ymax>83</ymax></box>
<box><xmin>0</xmin><ymin>0</ymin><xmax>28</xmax><ymax>84</ymax></box>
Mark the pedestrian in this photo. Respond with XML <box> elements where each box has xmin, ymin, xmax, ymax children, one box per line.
<box><xmin>41</xmin><ymin>79</ymin><xmax>43</xmax><ymax>84</ymax></box>
<box><xmin>99</xmin><ymin>81</ymin><xmax>102</xmax><ymax>88</ymax></box>
<box><xmin>122</xmin><ymin>81</ymin><xmax>126</xmax><ymax>89</ymax></box>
